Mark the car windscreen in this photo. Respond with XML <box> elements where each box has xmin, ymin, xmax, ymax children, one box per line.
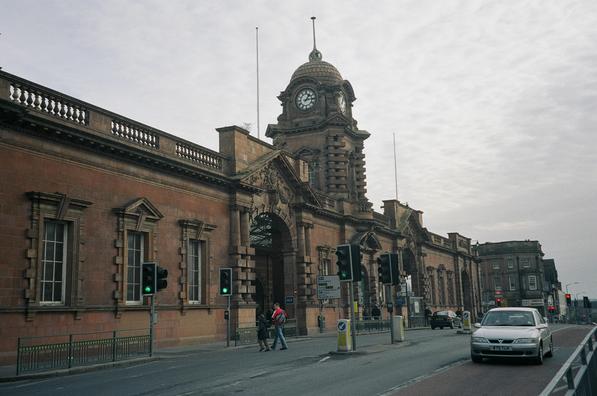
<box><xmin>481</xmin><ymin>311</ymin><xmax>536</xmax><ymax>326</ymax></box>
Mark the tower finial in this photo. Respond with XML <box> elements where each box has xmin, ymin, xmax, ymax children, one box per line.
<box><xmin>309</xmin><ymin>16</ymin><xmax>322</xmax><ymax>62</ymax></box>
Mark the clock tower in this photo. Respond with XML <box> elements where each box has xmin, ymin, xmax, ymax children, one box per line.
<box><xmin>266</xmin><ymin>23</ymin><xmax>371</xmax><ymax>208</ymax></box>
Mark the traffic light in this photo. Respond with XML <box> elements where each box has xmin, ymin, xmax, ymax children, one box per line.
<box><xmin>156</xmin><ymin>266</ymin><xmax>168</xmax><ymax>291</ymax></box>
<box><xmin>495</xmin><ymin>297</ymin><xmax>502</xmax><ymax>307</ymax></box>
<box><xmin>336</xmin><ymin>244</ymin><xmax>353</xmax><ymax>281</ymax></box>
<box><xmin>583</xmin><ymin>296</ymin><xmax>590</xmax><ymax>308</ymax></box>
<box><xmin>142</xmin><ymin>262</ymin><xmax>157</xmax><ymax>295</ymax></box>
<box><xmin>377</xmin><ymin>253</ymin><xmax>391</xmax><ymax>284</ymax></box>
<box><xmin>565</xmin><ymin>293</ymin><xmax>572</xmax><ymax>306</ymax></box>
<box><xmin>390</xmin><ymin>253</ymin><xmax>400</xmax><ymax>285</ymax></box>
<box><xmin>350</xmin><ymin>244</ymin><xmax>362</xmax><ymax>282</ymax></box>
<box><xmin>219</xmin><ymin>268</ymin><xmax>232</xmax><ymax>296</ymax></box>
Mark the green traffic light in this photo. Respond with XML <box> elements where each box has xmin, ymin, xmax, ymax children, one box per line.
<box><xmin>144</xmin><ymin>286</ymin><xmax>152</xmax><ymax>293</ymax></box>
<box><xmin>222</xmin><ymin>287</ymin><xmax>228</xmax><ymax>294</ymax></box>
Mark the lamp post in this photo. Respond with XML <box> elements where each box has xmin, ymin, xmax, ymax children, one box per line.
<box><xmin>565</xmin><ymin>282</ymin><xmax>580</xmax><ymax>293</ymax></box>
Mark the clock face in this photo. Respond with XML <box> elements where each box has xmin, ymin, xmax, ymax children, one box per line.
<box><xmin>296</xmin><ymin>88</ymin><xmax>317</xmax><ymax>111</ymax></box>
<box><xmin>337</xmin><ymin>92</ymin><xmax>347</xmax><ymax>115</ymax></box>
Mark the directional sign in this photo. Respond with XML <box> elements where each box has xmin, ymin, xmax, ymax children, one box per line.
<box><xmin>317</xmin><ymin>275</ymin><xmax>341</xmax><ymax>300</ymax></box>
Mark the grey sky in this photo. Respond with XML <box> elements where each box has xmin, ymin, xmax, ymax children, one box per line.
<box><xmin>1</xmin><ymin>0</ymin><xmax>596</xmax><ymax>298</ymax></box>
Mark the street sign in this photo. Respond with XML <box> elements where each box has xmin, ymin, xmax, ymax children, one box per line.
<box><xmin>317</xmin><ymin>275</ymin><xmax>341</xmax><ymax>300</ymax></box>
<box><xmin>521</xmin><ymin>299</ymin><xmax>544</xmax><ymax>307</ymax></box>
<box><xmin>285</xmin><ymin>296</ymin><xmax>294</xmax><ymax>305</ymax></box>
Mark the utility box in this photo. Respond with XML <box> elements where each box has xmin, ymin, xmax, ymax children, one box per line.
<box><xmin>393</xmin><ymin>315</ymin><xmax>405</xmax><ymax>342</ymax></box>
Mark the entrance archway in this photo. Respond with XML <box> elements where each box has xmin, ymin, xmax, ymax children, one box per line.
<box><xmin>250</xmin><ymin>212</ymin><xmax>293</xmax><ymax>316</ymax></box>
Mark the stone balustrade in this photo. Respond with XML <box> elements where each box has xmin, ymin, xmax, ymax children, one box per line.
<box><xmin>0</xmin><ymin>70</ymin><xmax>227</xmax><ymax>173</ymax></box>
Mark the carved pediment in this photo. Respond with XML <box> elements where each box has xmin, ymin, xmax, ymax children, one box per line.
<box><xmin>115</xmin><ymin>197</ymin><xmax>163</xmax><ymax>221</ymax></box>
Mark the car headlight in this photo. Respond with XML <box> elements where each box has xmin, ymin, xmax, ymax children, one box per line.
<box><xmin>471</xmin><ymin>336</ymin><xmax>489</xmax><ymax>343</ymax></box>
<box><xmin>513</xmin><ymin>338</ymin><xmax>537</xmax><ymax>344</ymax></box>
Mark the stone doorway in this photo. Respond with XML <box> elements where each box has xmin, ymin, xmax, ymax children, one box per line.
<box><xmin>250</xmin><ymin>212</ymin><xmax>293</xmax><ymax>317</ymax></box>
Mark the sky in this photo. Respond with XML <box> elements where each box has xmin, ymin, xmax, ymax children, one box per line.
<box><xmin>1</xmin><ymin>0</ymin><xmax>596</xmax><ymax>298</ymax></box>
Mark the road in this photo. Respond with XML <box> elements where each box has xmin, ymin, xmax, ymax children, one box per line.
<box><xmin>0</xmin><ymin>324</ymin><xmax>592</xmax><ymax>396</ymax></box>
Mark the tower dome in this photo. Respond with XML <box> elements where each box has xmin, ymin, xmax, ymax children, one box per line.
<box><xmin>290</xmin><ymin>50</ymin><xmax>344</xmax><ymax>86</ymax></box>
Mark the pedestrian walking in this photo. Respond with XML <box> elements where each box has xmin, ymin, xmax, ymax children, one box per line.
<box><xmin>270</xmin><ymin>302</ymin><xmax>288</xmax><ymax>350</ymax></box>
<box><xmin>256</xmin><ymin>313</ymin><xmax>270</xmax><ymax>352</ymax></box>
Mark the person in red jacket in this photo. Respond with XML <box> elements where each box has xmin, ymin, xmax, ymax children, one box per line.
<box><xmin>271</xmin><ymin>302</ymin><xmax>288</xmax><ymax>350</ymax></box>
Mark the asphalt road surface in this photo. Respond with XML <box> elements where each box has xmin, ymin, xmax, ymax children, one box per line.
<box><xmin>0</xmin><ymin>324</ymin><xmax>592</xmax><ymax>396</ymax></box>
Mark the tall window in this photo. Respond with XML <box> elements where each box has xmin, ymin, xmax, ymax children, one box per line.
<box><xmin>494</xmin><ymin>275</ymin><xmax>501</xmax><ymax>290</ymax></box>
<box><xmin>520</xmin><ymin>257</ymin><xmax>530</xmax><ymax>268</ymax></box>
<box><xmin>509</xmin><ymin>275</ymin><xmax>516</xmax><ymax>291</ymax></box>
<box><xmin>308</xmin><ymin>161</ymin><xmax>319</xmax><ymax>189</ymax></box>
<box><xmin>492</xmin><ymin>261</ymin><xmax>501</xmax><ymax>270</ymax></box>
<box><xmin>188</xmin><ymin>239</ymin><xmax>202</xmax><ymax>303</ymax></box>
<box><xmin>41</xmin><ymin>220</ymin><xmax>67</xmax><ymax>304</ymax></box>
<box><xmin>127</xmin><ymin>232</ymin><xmax>145</xmax><ymax>303</ymax></box>
<box><xmin>506</xmin><ymin>257</ymin><xmax>514</xmax><ymax>269</ymax></box>
<box><xmin>528</xmin><ymin>275</ymin><xmax>537</xmax><ymax>291</ymax></box>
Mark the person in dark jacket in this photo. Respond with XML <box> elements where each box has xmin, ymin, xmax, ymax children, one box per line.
<box><xmin>257</xmin><ymin>313</ymin><xmax>270</xmax><ymax>352</ymax></box>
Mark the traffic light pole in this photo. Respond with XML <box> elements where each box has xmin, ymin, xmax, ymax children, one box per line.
<box><xmin>349</xmin><ymin>281</ymin><xmax>357</xmax><ymax>351</ymax></box>
<box><xmin>226</xmin><ymin>295</ymin><xmax>231</xmax><ymax>347</ymax></box>
<box><xmin>149</xmin><ymin>294</ymin><xmax>155</xmax><ymax>357</ymax></box>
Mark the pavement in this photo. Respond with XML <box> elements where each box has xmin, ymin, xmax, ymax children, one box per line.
<box><xmin>0</xmin><ymin>326</ymin><xmax>430</xmax><ymax>382</ymax></box>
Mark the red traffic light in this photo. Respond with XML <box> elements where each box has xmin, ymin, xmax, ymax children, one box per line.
<box><xmin>565</xmin><ymin>293</ymin><xmax>571</xmax><ymax>299</ymax></box>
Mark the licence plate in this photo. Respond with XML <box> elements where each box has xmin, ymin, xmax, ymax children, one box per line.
<box><xmin>491</xmin><ymin>346</ymin><xmax>512</xmax><ymax>351</ymax></box>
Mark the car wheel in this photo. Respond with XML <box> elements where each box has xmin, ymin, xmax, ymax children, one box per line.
<box><xmin>534</xmin><ymin>343</ymin><xmax>544</xmax><ymax>365</ymax></box>
<box><xmin>545</xmin><ymin>337</ymin><xmax>554</xmax><ymax>358</ymax></box>
<box><xmin>440</xmin><ymin>326</ymin><xmax>444</xmax><ymax>330</ymax></box>
<box><xmin>471</xmin><ymin>354</ymin><xmax>483</xmax><ymax>363</ymax></box>
<box><xmin>431</xmin><ymin>326</ymin><xmax>435</xmax><ymax>330</ymax></box>
<box><xmin>450</xmin><ymin>323</ymin><xmax>454</xmax><ymax>329</ymax></box>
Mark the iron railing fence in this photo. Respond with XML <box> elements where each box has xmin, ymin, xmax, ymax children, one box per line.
<box><xmin>540</xmin><ymin>326</ymin><xmax>597</xmax><ymax>396</ymax></box>
<box><xmin>355</xmin><ymin>318</ymin><xmax>391</xmax><ymax>334</ymax></box>
<box><xmin>17</xmin><ymin>328</ymin><xmax>150</xmax><ymax>375</ymax></box>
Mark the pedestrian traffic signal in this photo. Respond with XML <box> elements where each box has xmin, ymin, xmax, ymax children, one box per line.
<box><xmin>219</xmin><ymin>268</ymin><xmax>232</xmax><ymax>296</ymax></box>
<box><xmin>377</xmin><ymin>253</ymin><xmax>392</xmax><ymax>284</ymax></box>
<box><xmin>156</xmin><ymin>266</ymin><xmax>168</xmax><ymax>291</ymax></box>
<box><xmin>495</xmin><ymin>297</ymin><xmax>502</xmax><ymax>307</ymax></box>
<box><xmin>142</xmin><ymin>262</ymin><xmax>157</xmax><ymax>295</ymax></box>
<box><xmin>336</xmin><ymin>244</ymin><xmax>353</xmax><ymax>281</ymax></box>
<box><xmin>565</xmin><ymin>293</ymin><xmax>572</xmax><ymax>306</ymax></box>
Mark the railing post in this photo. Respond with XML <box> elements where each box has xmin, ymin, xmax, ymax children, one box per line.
<box><xmin>580</xmin><ymin>347</ymin><xmax>587</xmax><ymax>365</ymax></box>
<box><xmin>566</xmin><ymin>366</ymin><xmax>575</xmax><ymax>389</ymax></box>
<box><xmin>68</xmin><ymin>334</ymin><xmax>73</xmax><ymax>369</ymax></box>
<box><xmin>16</xmin><ymin>337</ymin><xmax>21</xmax><ymax>376</ymax></box>
<box><xmin>112</xmin><ymin>330</ymin><xmax>117</xmax><ymax>362</ymax></box>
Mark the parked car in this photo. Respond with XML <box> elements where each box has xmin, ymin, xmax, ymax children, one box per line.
<box><xmin>430</xmin><ymin>310</ymin><xmax>461</xmax><ymax>329</ymax></box>
<box><xmin>470</xmin><ymin>307</ymin><xmax>553</xmax><ymax>364</ymax></box>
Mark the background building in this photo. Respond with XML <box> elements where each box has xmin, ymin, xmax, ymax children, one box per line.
<box><xmin>475</xmin><ymin>241</ymin><xmax>560</xmax><ymax>316</ymax></box>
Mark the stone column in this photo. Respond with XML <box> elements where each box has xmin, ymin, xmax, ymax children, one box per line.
<box><xmin>240</xmin><ymin>208</ymin><xmax>250</xmax><ymax>247</ymax></box>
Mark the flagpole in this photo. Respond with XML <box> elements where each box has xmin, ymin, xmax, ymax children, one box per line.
<box><xmin>393</xmin><ymin>132</ymin><xmax>398</xmax><ymax>200</ymax></box>
<box><xmin>256</xmin><ymin>27</ymin><xmax>260</xmax><ymax>139</ymax></box>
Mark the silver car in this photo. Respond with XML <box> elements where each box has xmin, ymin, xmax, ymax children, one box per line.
<box><xmin>470</xmin><ymin>307</ymin><xmax>553</xmax><ymax>364</ymax></box>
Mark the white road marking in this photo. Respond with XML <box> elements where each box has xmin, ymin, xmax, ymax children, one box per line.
<box><xmin>318</xmin><ymin>356</ymin><xmax>331</xmax><ymax>363</ymax></box>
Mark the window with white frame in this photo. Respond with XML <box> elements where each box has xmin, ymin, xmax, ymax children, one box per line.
<box><xmin>492</xmin><ymin>261</ymin><xmax>501</xmax><ymax>270</ymax></box>
<box><xmin>520</xmin><ymin>257</ymin><xmax>530</xmax><ymax>268</ymax></box>
<box><xmin>494</xmin><ymin>275</ymin><xmax>501</xmax><ymax>290</ymax></box>
<box><xmin>41</xmin><ymin>220</ymin><xmax>68</xmax><ymax>304</ymax></box>
<box><xmin>127</xmin><ymin>231</ymin><xmax>145</xmax><ymax>303</ymax></box>
<box><xmin>506</xmin><ymin>257</ymin><xmax>514</xmax><ymax>269</ymax></box>
<box><xmin>509</xmin><ymin>275</ymin><xmax>516</xmax><ymax>291</ymax></box>
<box><xmin>188</xmin><ymin>239</ymin><xmax>202</xmax><ymax>303</ymax></box>
<box><xmin>528</xmin><ymin>275</ymin><xmax>537</xmax><ymax>291</ymax></box>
